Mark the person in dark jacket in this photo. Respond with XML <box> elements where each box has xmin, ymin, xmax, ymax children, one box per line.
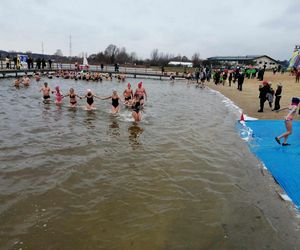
<box><xmin>273</xmin><ymin>83</ymin><xmax>282</xmax><ymax>111</ymax></box>
<box><xmin>228</xmin><ymin>72</ymin><xmax>233</xmax><ymax>86</ymax></box>
<box><xmin>258</xmin><ymin>81</ymin><xmax>270</xmax><ymax>112</ymax></box>
<box><xmin>237</xmin><ymin>72</ymin><xmax>244</xmax><ymax>91</ymax></box>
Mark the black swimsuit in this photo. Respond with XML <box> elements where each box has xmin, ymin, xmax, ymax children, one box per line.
<box><xmin>112</xmin><ymin>97</ymin><xmax>119</xmax><ymax>108</ymax></box>
<box><xmin>132</xmin><ymin>101</ymin><xmax>141</xmax><ymax>113</ymax></box>
<box><xmin>87</xmin><ymin>94</ymin><xmax>94</xmax><ymax>105</ymax></box>
<box><xmin>70</xmin><ymin>94</ymin><xmax>77</xmax><ymax>105</ymax></box>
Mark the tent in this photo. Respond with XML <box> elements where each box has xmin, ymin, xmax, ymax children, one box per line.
<box><xmin>79</xmin><ymin>56</ymin><xmax>89</xmax><ymax>70</ymax></box>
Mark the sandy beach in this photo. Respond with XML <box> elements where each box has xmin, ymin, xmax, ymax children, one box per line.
<box><xmin>207</xmin><ymin>71</ymin><xmax>300</xmax><ymax>120</ymax></box>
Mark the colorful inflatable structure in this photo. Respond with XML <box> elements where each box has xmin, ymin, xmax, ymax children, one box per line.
<box><xmin>288</xmin><ymin>45</ymin><xmax>300</xmax><ymax>69</ymax></box>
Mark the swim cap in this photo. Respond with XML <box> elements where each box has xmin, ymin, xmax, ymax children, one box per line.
<box><xmin>127</xmin><ymin>83</ymin><xmax>131</xmax><ymax>87</ymax></box>
<box><xmin>55</xmin><ymin>86</ymin><xmax>60</xmax><ymax>91</ymax></box>
<box><xmin>138</xmin><ymin>82</ymin><xmax>142</xmax><ymax>87</ymax></box>
<box><xmin>262</xmin><ymin>81</ymin><xmax>268</xmax><ymax>85</ymax></box>
<box><xmin>113</xmin><ymin>88</ymin><xmax>117</xmax><ymax>92</ymax></box>
<box><xmin>87</xmin><ymin>88</ymin><xmax>91</xmax><ymax>92</ymax></box>
<box><xmin>291</xmin><ymin>97</ymin><xmax>300</xmax><ymax>105</ymax></box>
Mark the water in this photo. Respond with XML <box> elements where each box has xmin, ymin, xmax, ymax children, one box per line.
<box><xmin>1</xmin><ymin>77</ymin><xmax>300</xmax><ymax>249</ymax></box>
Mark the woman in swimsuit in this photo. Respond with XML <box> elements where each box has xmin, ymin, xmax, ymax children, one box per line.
<box><xmin>131</xmin><ymin>94</ymin><xmax>142</xmax><ymax>122</ymax></box>
<box><xmin>101</xmin><ymin>89</ymin><xmax>123</xmax><ymax>114</ymax></box>
<box><xmin>64</xmin><ymin>88</ymin><xmax>82</xmax><ymax>107</ymax></box>
<box><xmin>52</xmin><ymin>86</ymin><xmax>64</xmax><ymax>105</ymax></box>
<box><xmin>82</xmin><ymin>89</ymin><xmax>101</xmax><ymax>110</ymax></box>
<box><xmin>275</xmin><ymin>97</ymin><xmax>300</xmax><ymax>146</ymax></box>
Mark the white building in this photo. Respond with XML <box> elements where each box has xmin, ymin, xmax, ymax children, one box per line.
<box><xmin>207</xmin><ymin>55</ymin><xmax>279</xmax><ymax>69</ymax></box>
<box><xmin>168</xmin><ymin>61</ymin><xmax>193</xmax><ymax>67</ymax></box>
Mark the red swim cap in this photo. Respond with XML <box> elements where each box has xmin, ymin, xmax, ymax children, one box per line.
<box><xmin>138</xmin><ymin>82</ymin><xmax>142</xmax><ymax>87</ymax></box>
<box><xmin>127</xmin><ymin>83</ymin><xmax>131</xmax><ymax>87</ymax></box>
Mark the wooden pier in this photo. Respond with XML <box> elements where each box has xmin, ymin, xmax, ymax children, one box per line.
<box><xmin>0</xmin><ymin>65</ymin><xmax>186</xmax><ymax>80</ymax></box>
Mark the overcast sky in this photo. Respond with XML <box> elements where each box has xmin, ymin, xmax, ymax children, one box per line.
<box><xmin>0</xmin><ymin>0</ymin><xmax>299</xmax><ymax>60</ymax></box>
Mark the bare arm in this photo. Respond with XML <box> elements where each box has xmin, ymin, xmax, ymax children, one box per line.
<box><xmin>275</xmin><ymin>107</ymin><xmax>289</xmax><ymax>113</ymax></box>
<box><xmin>100</xmin><ymin>96</ymin><xmax>112</xmax><ymax>100</ymax></box>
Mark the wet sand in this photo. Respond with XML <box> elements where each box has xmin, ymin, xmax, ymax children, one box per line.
<box><xmin>207</xmin><ymin>71</ymin><xmax>300</xmax><ymax>120</ymax></box>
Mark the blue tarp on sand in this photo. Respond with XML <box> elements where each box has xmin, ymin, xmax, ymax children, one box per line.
<box><xmin>238</xmin><ymin>120</ymin><xmax>300</xmax><ymax>208</ymax></box>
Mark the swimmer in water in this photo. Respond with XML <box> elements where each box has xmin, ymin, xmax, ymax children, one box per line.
<box><xmin>131</xmin><ymin>94</ymin><xmax>142</xmax><ymax>122</ymax></box>
<box><xmin>52</xmin><ymin>86</ymin><xmax>64</xmax><ymax>104</ymax></box>
<box><xmin>22</xmin><ymin>75</ymin><xmax>30</xmax><ymax>86</ymax></box>
<box><xmin>82</xmin><ymin>89</ymin><xmax>102</xmax><ymax>110</ymax></box>
<box><xmin>64</xmin><ymin>88</ymin><xmax>82</xmax><ymax>107</ymax></box>
<box><xmin>135</xmin><ymin>81</ymin><xmax>147</xmax><ymax>106</ymax></box>
<box><xmin>123</xmin><ymin>83</ymin><xmax>133</xmax><ymax>105</ymax></box>
<box><xmin>40</xmin><ymin>82</ymin><xmax>51</xmax><ymax>103</ymax></box>
<box><xmin>275</xmin><ymin>97</ymin><xmax>300</xmax><ymax>146</ymax></box>
<box><xmin>101</xmin><ymin>89</ymin><xmax>123</xmax><ymax>114</ymax></box>
<box><xmin>14</xmin><ymin>77</ymin><xmax>21</xmax><ymax>88</ymax></box>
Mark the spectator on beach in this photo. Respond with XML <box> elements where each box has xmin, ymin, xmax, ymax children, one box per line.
<box><xmin>273</xmin><ymin>83</ymin><xmax>282</xmax><ymax>111</ymax></box>
<box><xmin>296</xmin><ymin>69</ymin><xmax>300</xmax><ymax>83</ymax></box>
<box><xmin>275</xmin><ymin>97</ymin><xmax>300</xmax><ymax>146</ymax></box>
<box><xmin>258</xmin><ymin>81</ymin><xmax>270</xmax><ymax>112</ymax></box>
<box><xmin>214</xmin><ymin>71</ymin><xmax>220</xmax><ymax>85</ymax></box>
<box><xmin>266</xmin><ymin>83</ymin><xmax>274</xmax><ymax>108</ymax></box>
<box><xmin>228</xmin><ymin>72</ymin><xmax>233</xmax><ymax>86</ymax></box>
<box><xmin>222</xmin><ymin>71</ymin><xmax>228</xmax><ymax>85</ymax></box>
<box><xmin>278</xmin><ymin>65</ymin><xmax>282</xmax><ymax>72</ymax></box>
<box><xmin>237</xmin><ymin>72</ymin><xmax>244</xmax><ymax>91</ymax></box>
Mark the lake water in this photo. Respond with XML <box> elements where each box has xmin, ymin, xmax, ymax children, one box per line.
<box><xmin>1</xmin><ymin>77</ymin><xmax>300</xmax><ymax>249</ymax></box>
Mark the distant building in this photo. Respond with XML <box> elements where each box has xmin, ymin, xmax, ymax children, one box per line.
<box><xmin>207</xmin><ymin>55</ymin><xmax>279</xmax><ymax>69</ymax></box>
<box><xmin>168</xmin><ymin>61</ymin><xmax>193</xmax><ymax>67</ymax></box>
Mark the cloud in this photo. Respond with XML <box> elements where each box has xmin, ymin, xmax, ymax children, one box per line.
<box><xmin>0</xmin><ymin>0</ymin><xmax>297</xmax><ymax>60</ymax></box>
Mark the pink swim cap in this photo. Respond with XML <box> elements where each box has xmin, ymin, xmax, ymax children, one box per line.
<box><xmin>127</xmin><ymin>83</ymin><xmax>131</xmax><ymax>87</ymax></box>
<box><xmin>55</xmin><ymin>86</ymin><xmax>60</xmax><ymax>91</ymax></box>
<box><xmin>87</xmin><ymin>89</ymin><xmax>91</xmax><ymax>92</ymax></box>
<box><xmin>138</xmin><ymin>82</ymin><xmax>142</xmax><ymax>88</ymax></box>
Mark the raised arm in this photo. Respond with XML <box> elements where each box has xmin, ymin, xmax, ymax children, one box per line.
<box><xmin>285</xmin><ymin>106</ymin><xmax>297</xmax><ymax>120</ymax></box>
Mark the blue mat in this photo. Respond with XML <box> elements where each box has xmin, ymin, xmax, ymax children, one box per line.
<box><xmin>238</xmin><ymin>120</ymin><xmax>300</xmax><ymax>208</ymax></box>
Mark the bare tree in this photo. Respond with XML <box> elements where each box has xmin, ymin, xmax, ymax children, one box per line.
<box><xmin>192</xmin><ymin>52</ymin><xmax>201</xmax><ymax>66</ymax></box>
<box><xmin>150</xmin><ymin>49</ymin><xmax>159</xmax><ymax>65</ymax></box>
<box><xmin>104</xmin><ymin>44</ymin><xmax>119</xmax><ymax>63</ymax></box>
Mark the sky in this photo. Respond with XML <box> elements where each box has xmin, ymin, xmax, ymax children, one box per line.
<box><xmin>0</xmin><ymin>0</ymin><xmax>299</xmax><ymax>60</ymax></box>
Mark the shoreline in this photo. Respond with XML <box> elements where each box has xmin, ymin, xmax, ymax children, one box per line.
<box><xmin>205</xmin><ymin>71</ymin><xmax>300</xmax><ymax>120</ymax></box>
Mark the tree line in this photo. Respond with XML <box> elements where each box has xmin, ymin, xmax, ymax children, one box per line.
<box><xmin>87</xmin><ymin>44</ymin><xmax>204</xmax><ymax>67</ymax></box>
<box><xmin>1</xmin><ymin>44</ymin><xmax>206</xmax><ymax>67</ymax></box>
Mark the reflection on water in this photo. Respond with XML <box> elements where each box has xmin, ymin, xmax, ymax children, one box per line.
<box><xmin>84</xmin><ymin>110</ymin><xmax>97</xmax><ymax>129</ymax></box>
<box><xmin>0</xmin><ymin>78</ymin><xmax>300</xmax><ymax>249</ymax></box>
<box><xmin>128</xmin><ymin>123</ymin><xmax>144</xmax><ymax>150</ymax></box>
<box><xmin>107</xmin><ymin>116</ymin><xmax>120</xmax><ymax>137</ymax></box>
